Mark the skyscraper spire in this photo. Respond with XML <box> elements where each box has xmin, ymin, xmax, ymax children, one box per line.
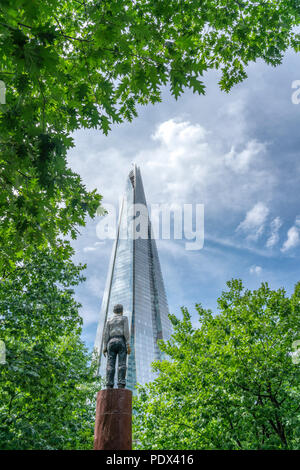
<box><xmin>94</xmin><ymin>165</ymin><xmax>172</xmax><ymax>391</ymax></box>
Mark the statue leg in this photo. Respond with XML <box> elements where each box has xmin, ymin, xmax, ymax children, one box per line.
<box><xmin>117</xmin><ymin>339</ymin><xmax>127</xmax><ymax>388</ymax></box>
<box><xmin>106</xmin><ymin>340</ymin><xmax>117</xmax><ymax>388</ymax></box>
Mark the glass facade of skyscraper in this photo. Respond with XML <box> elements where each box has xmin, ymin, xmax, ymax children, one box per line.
<box><xmin>94</xmin><ymin>165</ymin><xmax>172</xmax><ymax>392</ymax></box>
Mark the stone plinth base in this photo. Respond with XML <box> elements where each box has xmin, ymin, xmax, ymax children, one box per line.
<box><xmin>94</xmin><ymin>388</ymin><xmax>132</xmax><ymax>450</ymax></box>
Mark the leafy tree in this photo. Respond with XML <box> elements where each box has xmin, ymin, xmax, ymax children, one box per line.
<box><xmin>1</xmin><ymin>0</ymin><xmax>300</xmax><ymax>271</ymax></box>
<box><xmin>133</xmin><ymin>280</ymin><xmax>300</xmax><ymax>450</ymax></box>
<box><xmin>0</xmin><ymin>245</ymin><xmax>102</xmax><ymax>449</ymax></box>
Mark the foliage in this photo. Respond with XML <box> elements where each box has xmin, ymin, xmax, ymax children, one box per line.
<box><xmin>133</xmin><ymin>280</ymin><xmax>300</xmax><ymax>450</ymax></box>
<box><xmin>0</xmin><ymin>246</ymin><xmax>102</xmax><ymax>450</ymax></box>
<box><xmin>1</xmin><ymin>0</ymin><xmax>300</xmax><ymax>270</ymax></box>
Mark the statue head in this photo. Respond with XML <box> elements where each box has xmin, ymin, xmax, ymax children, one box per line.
<box><xmin>113</xmin><ymin>304</ymin><xmax>123</xmax><ymax>315</ymax></box>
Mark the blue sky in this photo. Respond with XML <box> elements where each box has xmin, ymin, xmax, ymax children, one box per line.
<box><xmin>67</xmin><ymin>49</ymin><xmax>300</xmax><ymax>350</ymax></box>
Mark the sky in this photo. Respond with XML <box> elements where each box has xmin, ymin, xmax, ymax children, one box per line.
<box><xmin>67</xmin><ymin>49</ymin><xmax>300</xmax><ymax>350</ymax></box>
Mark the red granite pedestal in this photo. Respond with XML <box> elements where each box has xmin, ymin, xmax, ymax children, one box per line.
<box><xmin>94</xmin><ymin>388</ymin><xmax>132</xmax><ymax>450</ymax></box>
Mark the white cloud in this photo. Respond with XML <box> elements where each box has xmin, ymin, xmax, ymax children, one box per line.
<box><xmin>281</xmin><ymin>222</ymin><xmax>300</xmax><ymax>252</ymax></box>
<box><xmin>152</xmin><ymin>118</ymin><xmax>207</xmax><ymax>150</ymax></box>
<box><xmin>78</xmin><ymin>306</ymin><xmax>99</xmax><ymax>326</ymax></box>
<box><xmin>266</xmin><ymin>216</ymin><xmax>282</xmax><ymax>248</ymax></box>
<box><xmin>206</xmin><ymin>234</ymin><xmax>275</xmax><ymax>258</ymax></box>
<box><xmin>224</xmin><ymin>140</ymin><xmax>267</xmax><ymax>174</ymax></box>
<box><xmin>250</xmin><ymin>265</ymin><xmax>262</xmax><ymax>275</ymax></box>
<box><xmin>236</xmin><ymin>202</ymin><xmax>269</xmax><ymax>241</ymax></box>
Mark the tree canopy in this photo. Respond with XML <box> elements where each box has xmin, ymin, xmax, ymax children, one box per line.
<box><xmin>0</xmin><ymin>246</ymin><xmax>102</xmax><ymax>449</ymax></box>
<box><xmin>1</xmin><ymin>0</ymin><xmax>300</xmax><ymax>271</ymax></box>
<box><xmin>133</xmin><ymin>280</ymin><xmax>300</xmax><ymax>450</ymax></box>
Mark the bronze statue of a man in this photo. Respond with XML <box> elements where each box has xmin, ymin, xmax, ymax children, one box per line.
<box><xmin>103</xmin><ymin>304</ymin><xmax>131</xmax><ymax>389</ymax></box>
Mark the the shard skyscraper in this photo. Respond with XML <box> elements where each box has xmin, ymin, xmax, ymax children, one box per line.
<box><xmin>94</xmin><ymin>164</ymin><xmax>172</xmax><ymax>391</ymax></box>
